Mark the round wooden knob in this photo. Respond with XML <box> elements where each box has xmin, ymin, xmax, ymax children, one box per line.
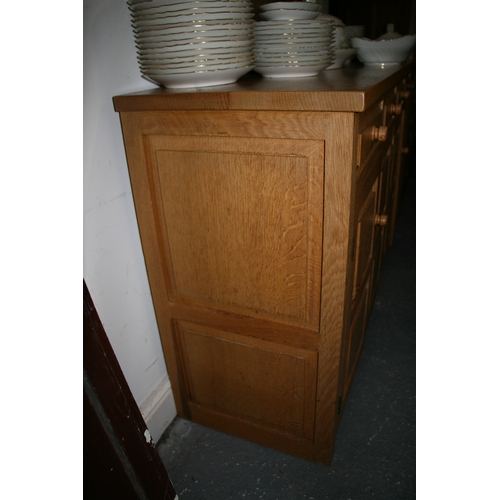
<box><xmin>401</xmin><ymin>146</ymin><xmax>409</xmax><ymax>154</ymax></box>
<box><xmin>400</xmin><ymin>90</ymin><xmax>411</xmax><ymax>99</ymax></box>
<box><xmin>375</xmin><ymin>214</ymin><xmax>388</xmax><ymax>226</ymax></box>
<box><xmin>371</xmin><ymin>126</ymin><xmax>388</xmax><ymax>142</ymax></box>
<box><xmin>388</xmin><ymin>103</ymin><xmax>402</xmax><ymax>115</ymax></box>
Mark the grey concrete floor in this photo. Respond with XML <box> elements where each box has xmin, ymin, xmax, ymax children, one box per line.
<box><xmin>156</xmin><ymin>174</ymin><xmax>416</xmax><ymax>500</ymax></box>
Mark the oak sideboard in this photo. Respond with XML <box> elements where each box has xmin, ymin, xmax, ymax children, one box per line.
<box><xmin>113</xmin><ymin>62</ymin><xmax>415</xmax><ymax>465</ymax></box>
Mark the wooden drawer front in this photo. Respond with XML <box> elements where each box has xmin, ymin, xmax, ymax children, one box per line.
<box><xmin>352</xmin><ymin>179</ymin><xmax>377</xmax><ymax>301</ymax></box>
<box><xmin>384</xmin><ymin>87</ymin><xmax>403</xmax><ymax>137</ymax></box>
<box><xmin>175</xmin><ymin>320</ymin><xmax>318</xmax><ymax>441</ymax></box>
<box><xmin>383</xmin><ymin>85</ymin><xmax>398</xmax><ymax>124</ymax></box>
<box><xmin>145</xmin><ymin>134</ymin><xmax>324</xmax><ymax>330</ymax></box>
<box><xmin>378</xmin><ymin>143</ymin><xmax>394</xmax><ymax>217</ymax></box>
<box><xmin>356</xmin><ymin>99</ymin><xmax>385</xmax><ymax>172</ymax></box>
<box><xmin>397</xmin><ymin>78</ymin><xmax>414</xmax><ymax>109</ymax></box>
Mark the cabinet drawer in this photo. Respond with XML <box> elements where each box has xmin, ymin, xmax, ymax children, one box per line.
<box><xmin>352</xmin><ymin>178</ymin><xmax>377</xmax><ymax>301</ymax></box>
<box><xmin>356</xmin><ymin>99</ymin><xmax>385</xmax><ymax>172</ymax></box>
<box><xmin>384</xmin><ymin>85</ymin><xmax>403</xmax><ymax>129</ymax></box>
<box><xmin>397</xmin><ymin>77</ymin><xmax>414</xmax><ymax>106</ymax></box>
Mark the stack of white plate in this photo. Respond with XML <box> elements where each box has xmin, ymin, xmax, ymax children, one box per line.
<box><xmin>128</xmin><ymin>0</ymin><xmax>256</xmax><ymax>89</ymax></box>
<box><xmin>253</xmin><ymin>18</ymin><xmax>333</xmax><ymax>78</ymax></box>
<box><xmin>318</xmin><ymin>14</ymin><xmax>357</xmax><ymax>70</ymax></box>
<box><xmin>259</xmin><ymin>1</ymin><xmax>322</xmax><ymax>21</ymax></box>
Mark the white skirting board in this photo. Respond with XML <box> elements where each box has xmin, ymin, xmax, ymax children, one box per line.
<box><xmin>140</xmin><ymin>375</ymin><xmax>177</xmax><ymax>443</ymax></box>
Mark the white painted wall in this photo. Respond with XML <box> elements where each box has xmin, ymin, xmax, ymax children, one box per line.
<box><xmin>83</xmin><ymin>0</ymin><xmax>176</xmax><ymax>441</ymax></box>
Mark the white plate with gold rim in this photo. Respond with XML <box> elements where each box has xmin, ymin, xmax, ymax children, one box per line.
<box><xmin>134</xmin><ymin>19</ymin><xmax>254</xmax><ymax>37</ymax></box>
<box><xmin>145</xmin><ymin>58</ymin><xmax>254</xmax><ymax>74</ymax></box>
<box><xmin>130</xmin><ymin>0</ymin><xmax>252</xmax><ymax>10</ymax></box>
<box><xmin>136</xmin><ymin>27</ymin><xmax>253</xmax><ymax>44</ymax></box>
<box><xmin>132</xmin><ymin>1</ymin><xmax>253</xmax><ymax>16</ymax></box>
<box><xmin>137</xmin><ymin>37</ymin><xmax>253</xmax><ymax>55</ymax></box>
<box><xmin>133</xmin><ymin>11</ymin><xmax>254</xmax><ymax>29</ymax></box>
<box><xmin>139</xmin><ymin>43</ymin><xmax>254</xmax><ymax>60</ymax></box>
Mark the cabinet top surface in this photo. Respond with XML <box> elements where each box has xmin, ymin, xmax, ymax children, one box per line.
<box><xmin>113</xmin><ymin>62</ymin><xmax>414</xmax><ymax>113</ymax></box>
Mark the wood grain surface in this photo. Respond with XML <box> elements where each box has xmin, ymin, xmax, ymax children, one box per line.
<box><xmin>115</xmin><ymin>63</ymin><xmax>415</xmax><ymax>464</ymax></box>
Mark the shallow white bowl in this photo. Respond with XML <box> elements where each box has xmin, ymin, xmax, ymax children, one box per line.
<box><xmin>253</xmin><ymin>63</ymin><xmax>328</xmax><ymax>78</ymax></box>
<box><xmin>144</xmin><ymin>65</ymin><xmax>254</xmax><ymax>88</ymax></box>
<box><xmin>255</xmin><ymin>51</ymin><xmax>331</xmax><ymax>61</ymax></box>
<box><xmin>141</xmin><ymin>55</ymin><xmax>255</xmax><ymax>71</ymax></box>
<box><xmin>256</xmin><ymin>49</ymin><xmax>330</xmax><ymax>58</ymax></box>
<box><xmin>351</xmin><ymin>34</ymin><xmax>415</xmax><ymax>49</ymax></box>
<box><xmin>256</xmin><ymin>57</ymin><xmax>330</xmax><ymax>65</ymax></box>
<box><xmin>351</xmin><ymin>35</ymin><xmax>415</xmax><ymax>64</ymax></box>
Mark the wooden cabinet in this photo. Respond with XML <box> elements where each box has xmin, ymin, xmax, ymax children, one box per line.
<box><xmin>114</xmin><ymin>63</ymin><xmax>415</xmax><ymax>465</ymax></box>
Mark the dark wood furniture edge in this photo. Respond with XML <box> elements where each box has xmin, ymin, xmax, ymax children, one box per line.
<box><xmin>84</xmin><ymin>280</ymin><xmax>177</xmax><ymax>500</ymax></box>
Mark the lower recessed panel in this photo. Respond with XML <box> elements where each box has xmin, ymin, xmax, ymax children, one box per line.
<box><xmin>175</xmin><ymin>320</ymin><xmax>318</xmax><ymax>441</ymax></box>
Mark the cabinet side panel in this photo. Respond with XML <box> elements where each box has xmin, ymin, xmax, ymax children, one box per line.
<box><xmin>175</xmin><ymin>321</ymin><xmax>318</xmax><ymax>441</ymax></box>
<box><xmin>146</xmin><ymin>135</ymin><xmax>324</xmax><ymax>331</ymax></box>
